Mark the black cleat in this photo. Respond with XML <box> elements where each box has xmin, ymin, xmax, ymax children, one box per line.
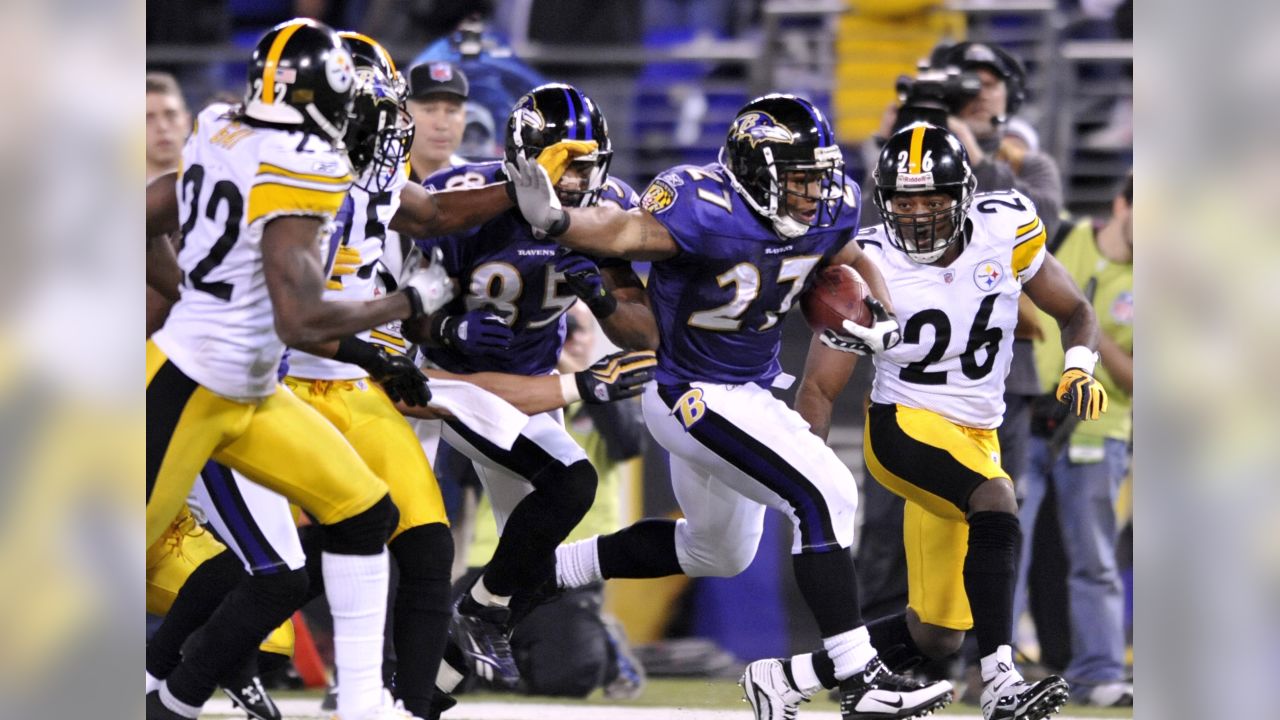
<box><xmin>449</xmin><ymin>594</ymin><xmax>520</xmax><ymax>688</ymax></box>
<box><xmin>981</xmin><ymin>675</ymin><xmax>1069</xmax><ymax>720</ymax></box>
<box><xmin>839</xmin><ymin>657</ymin><xmax>953</xmax><ymax>719</ymax></box>
<box><xmin>145</xmin><ymin>690</ymin><xmax>189</xmax><ymax>720</ymax></box>
<box><xmin>221</xmin><ymin>675</ymin><xmax>282</xmax><ymax>720</ymax></box>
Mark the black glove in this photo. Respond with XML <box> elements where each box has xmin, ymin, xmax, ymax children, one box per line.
<box><xmin>575</xmin><ymin>350</ymin><xmax>657</xmax><ymax>404</ymax></box>
<box><xmin>556</xmin><ymin>252</ymin><xmax>617</xmax><ymax>319</ymax></box>
<box><xmin>429</xmin><ymin>310</ymin><xmax>514</xmax><ymax>356</ymax></box>
<box><xmin>334</xmin><ymin>337</ymin><xmax>431</xmax><ymax>407</ymax></box>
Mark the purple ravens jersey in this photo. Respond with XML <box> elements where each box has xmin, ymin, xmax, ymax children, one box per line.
<box><xmin>418</xmin><ymin>161</ymin><xmax>640</xmax><ymax>375</ymax></box>
<box><xmin>640</xmin><ymin>163</ymin><xmax>861</xmax><ymax>385</ymax></box>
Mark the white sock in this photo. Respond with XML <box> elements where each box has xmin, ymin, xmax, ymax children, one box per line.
<box><xmin>555</xmin><ymin>536</ymin><xmax>602</xmax><ymax>588</ymax></box>
<box><xmin>437</xmin><ymin>656</ymin><xmax>466</xmax><ymax>693</ymax></box>
<box><xmin>824</xmin><ymin>625</ymin><xmax>876</xmax><ymax>680</ymax></box>
<box><xmin>980</xmin><ymin>644</ymin><xmax>1022</xmax><ymax>684</ymax></box>
<box><xmin>323</xmin><ymin>550</ymin><xmax>390</xmax><ymax>720</ymax></box>
<box><xmin>470</xmin><ymin>575</ymin><xmax>512</xmax><ymax>608</ymax></box>
<box><xmin>158</xmin><ymin>680</ymin><xmax>201</xmax><ymax>718</ymax></box>
<box><xmin>789</xmin><ymin>653</ymin><xmax>823</xmax><ymax>695</ymax></box>
<box><xmin>145</xmin><ymin>671</ymin><xmax>161</xmax><ymax>694</ymax></box>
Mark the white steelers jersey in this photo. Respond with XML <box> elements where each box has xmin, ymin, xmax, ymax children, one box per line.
<box><xmin>152</xmin><ymin>103</ymin><xmax>353</xmax><ymax>399</ymax></box>
<box><xmin>865</xmin><ymin>189</ymin><xmax>1048</xmax><ymax>428</ymax></box>
<box><xmin>287</xmin><ymin>163</ymin><xmax>411</xmax><ymax>379</ymax></box>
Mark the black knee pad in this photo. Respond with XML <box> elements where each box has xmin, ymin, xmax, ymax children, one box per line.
<box><xmin>322</xmin><ymin>493</ymin><xmax>396</xmax><ymax>555</ymax></box>
<box><xmin>389</xmin><ymin>522</ymin><xmax>454</xmax><ymax>588</ymax></box>
<box><xmin>544</xmin><ymin>460</ymin><xmax>597</xmax><ymax>524</ymax></box>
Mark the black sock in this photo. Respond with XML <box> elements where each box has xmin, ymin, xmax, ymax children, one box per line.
<box><xmin>784</xmin><ymin>651</ymin><xmax>839</xmax><ymax>691</ymax></box>
<box><xmin>147</xmin><ymin>549</ymin><xmax>245</xmax><ymax>679</ymax></box>
<box><xmin>388</xmin><ymin>524</ymin><xmax>454</xmax><ymax>718</ymax></box>
<box><xmin>164</xmin><ymin>568</ymin><xmax>309</xmax><ymax>708</ymax></box>
<box><xmin>964</xmin><ymin>511</ymin><xmax>1021</xmax><ymax>657</ymax></box>
<box><xmin>866</xmin><ymin>613</ymin><xmax>926</xmax><ymax>672</ymax></box>
<box><xmin>793</xmin><ymin>549</ymin><xmax>863</xmax><ymax>637</ymax></box>
<box><xmin>597</xmin><ymin>519</ymin><xmax>683</xmax><ymax>579</ymax></box>
<box><xmin>484</xmin><ymin>461</ymin><xmax>596</xmax><ymax>596</ymax></box>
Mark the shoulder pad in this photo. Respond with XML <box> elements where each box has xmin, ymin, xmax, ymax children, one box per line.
<box><xmin>970</xmin><ymin>189</ymin><xmax>1039</xmax><ymax>237</ymax></box>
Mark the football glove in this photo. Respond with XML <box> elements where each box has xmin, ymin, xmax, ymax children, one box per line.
<box><xmin>429</xmin><ymin>310</ymin><xmax>513</xmax><ymax>356</ymax></box>
<box><xmin>575</xmin><ymin>350</ymin><xmax>657</xmax><ymax>404</ymax></box>
<box><xmin>535</xmin><ymin>140</ymin><xmax>598</xmax><ymax>185</ymax></box>
<box><xmin>333</xmin><ymin>338</ymin><xmax>431</xmax><ymax>407</ymax></box>
<box><xmin>818</xmin><ymin>297</ymin><xmax>901</xmax><ymax>355</ymax></box>
<box><xmin>402</xmin><ymin>246</ymin><xmax>456</xmax><ymax>319</ymax></box>
<box><xmin>556</xmin><ymin>253</ymin><xmax>617</xmax><ymax>319</ymax></box>
<box><xmin>326</xmin><ymin>245</ymin><xmax>362</xmax><ymax>290</ymax></box>
<box><xmin>1056</xmin><ymin>368</ymin><xmax>1108</xmax><ymax>421</ymax></box>
<box><xmin>504</xmin><ymin>152</ymin><xmax>571</xmax><ymax>237</ymax></box>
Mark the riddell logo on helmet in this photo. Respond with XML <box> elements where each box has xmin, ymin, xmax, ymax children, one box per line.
<box><xmin>896</xmin><ymin>172</ymin><xmax>934</xmax><ymax>189</ymax></box>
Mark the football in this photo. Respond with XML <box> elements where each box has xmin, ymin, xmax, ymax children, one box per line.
<box><xmin>800</xmin><ymin>265</ymin><xmax>872</xmax><ymax>334</ymax></box>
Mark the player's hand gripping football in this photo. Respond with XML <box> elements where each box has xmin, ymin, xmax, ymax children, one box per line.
<box><xmin>505</xmin><ymin>152</ymin><xmax>571</xmax><ymax>237</ymax></box>
<box><xmin>819</xmin><ymin>297</ymin><xmax>902</xmax><ymax>355</ymax></box>
<box><xmin>556</xmin><ymin>252</ymin><xmax>617</xmax><ymax>319</ymax></box>
<box><xmin>1056</xmin><ymin>368</ymin><xmax>1108</xmax><ymax>420</ymax></box>
<box><xmin>401</xmin><ymin>246</ymin><xmax>457</xmax><ymax>319</ymax></box>
<box><xmin>575</xmin><ymin>350</ymin><xmax>657</xmax><ymax>403</ymax></box>
<box><xmin>429</xmin><ymin>309</ymin><xmax>513</xmax><ymax>356</ymax></box>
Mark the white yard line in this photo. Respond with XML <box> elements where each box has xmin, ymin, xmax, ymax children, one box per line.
<box><xmin>204</xmin><ymin>697</ymin><xmax>1103</xmax><ymax>720</ymax></box>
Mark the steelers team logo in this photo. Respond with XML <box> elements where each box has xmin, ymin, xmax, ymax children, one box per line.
<box><xmin>641</xmin><ymin>178</ymin><xmax>678</xmax><ymax>214</ymax></box>
<box><xmin>973</xmin><ymin>259</ymin><xmax>1003</xmax><ymax>291</ymax></box>
<box><xmin>326</xmin><ymin>47</ymin><xmax>355</xmax><ymax>93</ymax></box>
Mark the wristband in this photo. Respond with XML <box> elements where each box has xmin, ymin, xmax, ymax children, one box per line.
<box><xmin>428</xmin><ymin>313</ymin><xmax>452</xmax><ymax>345</ymax></box>
<box><xmin>403</xmin><ymin>286</ymin><xmax>425</xmax><ymax>318</ymax></box>
<box><xmin>586</xmin><ymin>292</ymin><xmax>617</xmax><ymax>319</ymax></box>
<box><xmin>1063</xmin><ymin>345</ymin><xmax>1098</xmax><ymax>375</ymax></box>
<box><xmin>560</xmin><ymin>372</ymin><xmax>582</xmax><ymax>405</ymax></box>
<box><xmin>547</xmin><ymin>209</ymin><xmax>571</xmax><ymax>237</ymax></box>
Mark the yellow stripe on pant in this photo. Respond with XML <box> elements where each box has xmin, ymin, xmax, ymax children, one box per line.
<box><xmin>283</xmin><ymin>376</ymin><xmax>448</xmax><ymax>540</ymax></box>
<box><xmin>864</xmin><ymin>403</ymin><xmax>1009</xmax><ymax>631</ymax></box>
<box><xmin>146</xmin><ymin>340</ymin><xmax>388</xmax><ymax>548</ymax></box>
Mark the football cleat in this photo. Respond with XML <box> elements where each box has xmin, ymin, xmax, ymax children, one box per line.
<box><xmin>981</xmin><ymin>675</ymin><xmax>1069</xmax><ymax>720</ymax></box>
<box><xmin>838</xmin><ymin>657</ymin><xmax>953</xmax><ymax>719</ymax></box>
<box><xmin>449</xmin><ymin>594</ymin><xmax>520</xmax><ymax>687</ymax></box>
<box><xmin>740</xmin><ymin>658</ymin><xmax>811</xmax><ymax>720</ymax></box>
<box><xmin>145</xmin><ymin>690</ymin><xmax>189</xmax><ymax>720</ymax></box>
<box><xmin>221</xmin><ymin>675</ymin><xmax>282</xmax><ymax>720</ymax></box>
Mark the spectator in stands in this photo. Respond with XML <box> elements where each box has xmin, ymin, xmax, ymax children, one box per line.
<box><xmin>1015</xmin><ymin>172</ymin><xmax>1133</xmax><ymax>708</ymax></box>
<box><xmin>145</xmin><ymin>72</ymin><xmax>190</xmax><ymax>182</ymax></box>
<box><xmin>456</xmin><ymin>303</ymin><xmax>648</xmax><ymax>698</ymax></box>
<box><xmin>405</xmin><ymin>61</ymin><xmax>471</xmax><ymax>182</ymax></box>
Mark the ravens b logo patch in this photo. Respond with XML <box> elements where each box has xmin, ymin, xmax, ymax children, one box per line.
<box><xmin>641</xmin><ymin>178</ymin><xmax>677</xmax><ymax>214</ymax></box>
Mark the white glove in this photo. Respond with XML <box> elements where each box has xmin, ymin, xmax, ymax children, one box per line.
<box><xmin>401</xmin><ymin>246</ymin><xmax>456</xmax><ymax>318</ymax></box>
<box><xmin>819</xmin><ymin>297</ymin><xmax>901</xmax><ymax>355</ymax></box>
<box><xmin>504</xmin><ymin>152</ymin><xmax>570</xmax><ymax>237</ymax></box>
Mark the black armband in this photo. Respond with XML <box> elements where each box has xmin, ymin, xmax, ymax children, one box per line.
<box><xmin>547</xmin><ymin>209</ymin><xmax>571</xmax><ymax>237</ymax></box>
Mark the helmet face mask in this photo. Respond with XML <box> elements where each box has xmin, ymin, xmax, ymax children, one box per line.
<box><xmin>505</xmin><ymin>84</ymin><xmax>613</xmax><ymax>207</ymax></box>
<box><xmin>720</xmin><ymin>95</ymin><xmax>846</xmax><ymax>239</ymax></box>
<box><xmin>873</xmin><ymin>122</ymin><xmax>976</xmax><ymax>264</ymax></box>
<box><xmin>346</xmin><ymin>67</ymin><xmax>414</xmax><ymax>191</ymax></box>
<box><xmin>243</xmin><ymin>19</ymin><xmax>356</xmax><ymax>148</ymax></box>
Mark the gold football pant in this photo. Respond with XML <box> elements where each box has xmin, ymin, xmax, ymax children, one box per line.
<box><xmin>282</xmin><ymin>376</ymin><xmax>447</xmax><ymax>539</ymax></box>
<box><xmin>146</xmin><ymin>340</ymin><xmax>388</xmax><ymax>548</ymax></box>
<box><xmin>864</xmin><ymin>402</ymin><xmax>1009</xmax><ymax>631</ymax></box>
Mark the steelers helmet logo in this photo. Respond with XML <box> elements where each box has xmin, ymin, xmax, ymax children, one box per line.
<box><xmin>326</xmin><ymin>47</ymin><xmax>355</xmax><ymax>93</ymax></box>
<box><xmin>730</xmin><ymin>111</ymin><xmax>796</xmax><ymax>148</ymax></box>
<box><xmin>973</xmin><ymin>259</ymin><xmax>1003</xmax><ymax>291</ymax></box>
<box><xmin>641</xmin><ymin>178</ymin><xmax>677</xmax><ymax>214</ymax></box>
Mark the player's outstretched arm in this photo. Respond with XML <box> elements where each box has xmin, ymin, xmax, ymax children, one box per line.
<box><xmin>263</xmin><ymin>216</ymin><xmax>452</xmax><ymax>346</ymax></box>
<box><xmin>795</xmin><ymin>333</ymin><xmax>859</xmax><ymax>442</ymax></box>
<box><xmin>1024</xmin><ymin>252</ymin><xmax>1108</xmax><ymax>419</ymax></box>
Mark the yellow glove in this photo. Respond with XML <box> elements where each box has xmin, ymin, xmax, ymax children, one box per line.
<box><xmin>326</xmin><ymin>245</ymin><xmax>362</xmax><ymax>290</ymax></box>
<box><xmin>1056</xmin><ymin>368</ymin><xmax>1109</xmax><ymax>421</ymax></box>
<box><xmin>535</xmin><ymin>140</ymin><xmax>599</xmax><ymax>185</ymax></box>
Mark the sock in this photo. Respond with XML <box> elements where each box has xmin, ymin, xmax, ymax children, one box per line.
<box><xmin>471</xmin><ymin>575</ymin><xmax>512</xmax><ymax>608</ymax></box>
<box><xmin>823</xmin><ymin>626</ymin><xmax>876</xmax><ymax>681</ymax></box>
<box><xmin>793</xmin><ymin>550</ymin><xmax>864</xmax><ymax>636</ymax></box>
<box><xmin>159</xmin><ymin>680</ymin><xmax>202</xmax><ymax>718</ymax></box>
<box><xmin>866</xmin><ymin>613</ymin><xmax>926</xmax><ymax>672</ymax></box>
<box><xmin>964</xmin><ymin>511</ymin><xmax>1021</xmax><ymax>657</ymax></box>
<box><xmin>389</xmin><ymin>524</ymin><xmax>454</xmax><ymax>719</ymax></box>
<box><xmin>437</xmin><ymin>641</ymin><xmax>467</xmax><ymax>693</ymax></box>
<box><xmin>784</xmin><ymin>654</ymin><xmax>823</xmax><ymax>695</ymax></box>
<box><xmin>812</xmin><ymin>650</ymin><xmax>838</xmax><ymax>689</ymax></box>
<box><xmin>980</xmin><ymin>645</ymin><xmax>1021</xmax><ymax>685</ymax></box>
<box><xmin>556</xmin><ymin>536</ymin><xmax>602</xmax><ymax>588</ymax></box>
<box><xmin>324</xmin><ymin>550</ymin><xmax>391</xmax><ymax>720</ymax></box>
<box><xmin>596</xmin><ymin>519</ymin><xmax>683</xmax><ymax>578</ymax></box>
<box><xmin>145</xmin><ymin>671</ymin><xmax>161</xmax><ymax>694</ymax></box>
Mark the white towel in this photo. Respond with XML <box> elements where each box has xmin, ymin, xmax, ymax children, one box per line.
<box><xmin>425</xmin><ymin>377</ymin><xmax>530</xmax><ymax>450</ymax></box>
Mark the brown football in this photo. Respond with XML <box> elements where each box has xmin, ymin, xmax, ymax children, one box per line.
<box><xmin>800</xmin><ymin>265</ymin><xmax>873</xmax><ymax>334</ymax></box>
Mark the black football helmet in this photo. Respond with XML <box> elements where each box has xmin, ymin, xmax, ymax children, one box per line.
<box><xmin>872</xmin><ymin>122</ymin><xmax>977</xmax><ymax>264</ymax></box>
<box><xmin>933</xmin><ymin>41</ymin><xmax>1027</xmax><ymax>118</ymax></box>
<box><xmin>243</xmin><ymin>19</ymin><xmax>356</xmax><ymax>147</ymax></box>
<box><xmin>505</xmin><ymin>83</ymin><xmax>612</xmax><ymax>207</ymax></box>
<box><xmin>720</xmin><ymin>94</ymin><xmax>846</xmax><ymax>239</ymax></box>
<box><xmin>339</xmin><ymin>33</ymin><xmax>413</xmax><ymax>191</ymax></box>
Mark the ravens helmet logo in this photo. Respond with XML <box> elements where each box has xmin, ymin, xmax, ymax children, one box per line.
<box><xmin>730</xmin><ymin>111</ymin><xmax>796</xmax><ymax>148</ymax></box>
